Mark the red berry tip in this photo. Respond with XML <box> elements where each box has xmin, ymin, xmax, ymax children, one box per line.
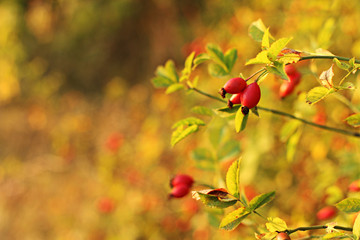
<box><xmin>241</xmin><ymin>106</ymin><xmax>249</xmax><ymax>115</ymax></box>
<box><xmin>219</xmin><ymin>88</ymin><xmax>226</xmax><ymax>98</ymax></box>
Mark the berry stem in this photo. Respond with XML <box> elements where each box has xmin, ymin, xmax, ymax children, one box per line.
<box><xmin>245</xmin><ymin>68</ymin><xmax>266</xmax><ymax>81</ymax></box>
<box><xmin>188</xmin><ymin>87</ymin><xmax>360</xmax><ymax>138</ymax></box>
<box><xmin>299</xmin><ymin>55</ymin><xmax>360</xmax><ymax>63</ymax></box>
<box><xmin>287</xmin><ymin>225</ymin><xmax>353</xmax><ymax>234</ymax></box>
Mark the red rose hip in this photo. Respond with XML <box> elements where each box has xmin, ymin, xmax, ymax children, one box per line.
<box><xmin>170</xmin><ymin>184</ymin><xmax>191</xmax><ymax>198</ymax></box>
<box><xmin>316</xmin><ymin>206</ymin><xmax>337</xmax><ymax>221</ymax></box>
<box><xmin>240</xmin><ymin>82</ymin><xmax>261</xmax><ymax>110</ymax></box>
<box><xmin>170</xmin><ymin>174</ymin><xmax>194</xmax><ymax>188</ymax></box>
<box><xmin>219</xmin><ymin>77</ymin><xmax>247</xmax><ymax>98</ymax></box>
<box><xmin>227</xmin><ymin>93</ymin><xmax>241</xmax><ymax>108</ymax></box>
<box><xmin>279</xmin><ymin>81</ymin><xmax>296</xmax><ymax>99</ymax></box>
<box><xmin>277</xmin><ymin>232</ymin><xmax>291</xmax><ymax>240</ymax></box>
<box><xmin>349</xmin><ymin>180</ymin><xmax>360</xmax><ymax>192</ymax></box>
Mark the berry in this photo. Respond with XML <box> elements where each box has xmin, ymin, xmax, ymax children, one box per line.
<box><xmin>170</xmin><ymin>184</ymin><xmax>190</xmax><ymax>198</ymax></box>
<box><xmin>349</xmin><ymin>180</ymin><xmax>360</xmax><ymax>192</ymax></box>
<box><xmin>277</xmin><ymin>232</ymin><xmax>291</xmax><ymax>240</ymax></box>
<box><xmin>240</xmin><ymin>82</ymin><xmax>261</xmax><ymax>110</ymax></box>
<box><xmin>219</xmin><ymin>77</ymin><xmax>247</xmax><ymax>98</ymax></box>
<box><xmin>170</xmin><ymin>174</ymin><xmax>194</xmax><ymax>188</ymax></box>
<box><xmin>227</xmin><ymin>93</ymin><xmax>241</xmax><ymax>108</ymax></box>
<box><xmin>279</xmin><ymin>81</ymin><xmax>296</xmax><ymax>99</ymax></box>
<box><xmin>285</xmin><ymin>64</ymin><xmax>298</xmax><ymax>76</ymax></box>
<box><xmin>316</xmin><ymin>206</ymin><xmax>337</xmax><ymax>221</ymax></box>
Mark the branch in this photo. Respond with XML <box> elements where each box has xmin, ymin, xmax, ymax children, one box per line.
<box><xmin>189</xmin><ymin>87</ymin><xmax>360</xmax><ymax>138</ymax></box>
<box><xmin>299</xmin><ymin>55</ymin><xmax>360</xmax><ymax>63</ymax></box>
<box><xmin>287</xmin><ymin>225</ymin><xmax>353</xmax><ymax>234</ymax></box>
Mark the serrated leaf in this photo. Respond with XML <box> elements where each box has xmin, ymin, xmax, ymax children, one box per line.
<box><xmin>306</xmin><ymin>86</ymin><xmax>333</xmax><ymax>104</ymax></box>
<box><xmin>208</xmin><ymin>63</ymin><xmax>229</xmax><ymax>77</ymax></box>
<box><xmin>171</xmin><ymin>125</ymin><xmax>199</xmax><ymax>147</ymax></box>
<box><xmin>246</xmin><ymin>51</ymin><xmax>271</xmax><ymax>65</ymax></box>
<box><xmin>219</xmin><ymin>207</ymin><xmax>251</xmax><ymax>230</ymax></box>
<box><xmin>224</xmin><ymin>48</ymin><xmax>238</xmax><ymax>73</ymax></box>
<box><xmin>334</xmin><ymin>58</ymin><xmax>350</xmax><ymax>71</ymax></box>
<box><xmin>218</xmin><ymin>140</ymin><xmax>241</xmax><ymax>162</ymax></box>
<box><xmin>344</xmin><ymin>113</ymin><xmax>360</xmax><ymax>127</ymax></box>
<box><xmin>172</xmin><ymin>117</ymin><xmax>205</xmax><ymax>129</ymax></box>
<box><xmin>248</xmin><ymin>19</ymin><xmax>274</xmax><ymax>43</ymax></box>
<box><xmin>226</xmin><ymin>158</ymin><xmax>241</xmax><ymax>199</ymax></box>
<box><xmin>267</xmin><ymin>37</ymin><xmax>292</xmax><ymax>61</ymax></box>
<box><xmin>248</xmin><ymin>191</ymin><xmax>275</xmax><ymax>211</ymax></box>
<box><xmin>195</xmin><ymin>192</ymin><xmax>237</xmax><ymax>208</ymax></box>
<box><xmin>151</xmin><ymin>76</ymin><xmax>173</xmax><ymax>88</ymax></box>
<box><xmin>336</xmin><ymin>198</ymin><xmax>360</xmax><ymax>213</ymax></box>
<box><xmin>193</xmin><ymin>53</ymin><xmax>210</xmax><ymax>68</ymax></box>
<box><xmin>182</xmin><ymin>52</ymin><xmax>195</xmax><ymax>75</ymax></box>
<box><xmin>262</xmin><ymin>28</ymin><xmax>270</xmax><ymax>49</ymax></box>
<box><xmin>191</xmin><ymin>106</ymin><xmax>213</xmax><ymax>116</ymax></box>
<box><xmin>265</xmin><ymin>217</ymin><xmax>288</xmax><ymax>232</ymax></box>
<box><xmin>354</xmin><ymin>212</ymin><xmax>360</xmax><ymax>239</ymax></box>
<box><xmin>319</xmin><ymin>65</ymin><xmax>334</xmax><ymax>88</ymax></box>
<box><xmin>266</xmin><ymin>62</ymin><xmax>288</xmax><ymax>80</ymax></box>
<box><xmin>206</xmin><ymin>44</ymin><xmax>229</xmax><ymax>72</ymax></box>
<box><xmin>277</xmin><ymin>53</ymin><xmax>301</xmax><ymax>64</ymax></box>
<box><xmin>165</xmin><ymin>83</ymin><xmax>184</xmax><ymax>94</ymax></box>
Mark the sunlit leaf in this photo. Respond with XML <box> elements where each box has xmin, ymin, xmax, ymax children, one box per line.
<box><xmin>191</xmin><ymin>106</ymin><xmax>213</xmax><ymax>116</ymax></box>
<box><xmin>165</xmin><ymin>83</ymin><xmax>184</xmax><ymax>94</ymax></box>
<box><xmin>235</xmin><ymin>107</ymin><xmax>243</xmax><ymax>133</ymax></box>
<box><xmin>306</xmin><ymin>86</ymin><xmax>333</xmax><ymax>104</ymax></box>
<box><xmin>151</xmin><ymin>76</ymin><xmax>173</xmax><ymax>88</ymax></box>
<box><xmin>246</xmin><ymin>51</ymin><xmax>271</xmax><ymax>65</ymax></box>
<box><xmin>333</xmin><ymin>58</ymin><xmax>350</xmax><ymax>71</ymax></box>
<box><xmin>262</xmin><ymin>28</ymin><xmax>270</xmax><ymax>49</ymax></box>
<box><xmin>194</xmin><ymin>191</ymin><xmax>237</xmax><ymax>208</ymax></box>
<box><xmin>336</xmin><ymin>198</ymin><xmax>360</xmax><ymax>213</ymax></box>
<box><xmin>248</xmin><ymin>19</ymin><xmax>274</xmax><ymax>43</ymax></box>
<box><xmin>323</xmin><ymin>232</ymin><xmax>346</xmax><ymax>239</ymax></box>
<box><xmin>215</xmin><ymin>106</ymin><xmax>239</xmax><ymax>118</ymax></box>
<box><xmin>266</xmin><ymin>62</ymin><xmax>288</xmax><ymax>80</ymax></box>
<box><xmin>267</xmin><ymin>37</ymin><xmax>292</xmax><ymax>61</ymax></box>
<box><xmin>172</xmin><ymin>117</ymin><xmax>205</xmax><ymax>128</ymax></box>
<box><xmin>354</xmin><ymin>213</ymin><xmax>360</xmax><ymax>239</ymax></box>
<box><xmin>265</xmin><ymin>217</ymin><xmax>288</xmax><ymax>232</ymax></box>
<box><xmin>219</xmin><ymin>207</ymin><xmax>251</xmax><ymax>230</ymax></box>
<box><xmin>248</xmin><ymin>191</ymin><xmax>275</xmax><ymax>211</ymax></box>
<box><xmin>344</xmin><ymin>113</ymin><xmax>360</xmax><ymax>127</ymax></box>
<box><xmin>226</xmin><ymin>158</ymin><xmax>241</xmax><ymax>198</ymax></box>
<box><xmin>182</xmin><ymin>52</ymin><xmax>195</xmax><ymax>75</ymax></box>
<box><xmin>171</xmin><ymin>125</ymin><xmax>199</xmax><ymax>147</ymax></box>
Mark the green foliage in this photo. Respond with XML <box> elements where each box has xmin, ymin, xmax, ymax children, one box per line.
<box><xmin>354</xmin><ymin>213</ymin><xmax>360</xmax><ymax>240</ymax></box>
<box><xmin>306</xmin><ymin>86</ymin><xmax>334</xmax><ymax>104</ymax></box>
<box><xmin>336</xmin><ymin>198</ymin><xmax>360</xmax><ymax>213</ymax></box>
<box><xmin>235</xmin><ymin>108</ymin><xmax>248</xmax><ymax>132</ymax></box>
<box><xmin>171</xmin><ymin>125</ymin><xmax>199</xmax><ymax>147</ymax></box>
<box><xmin>344</xmin><ymin>113</ymin><xmax>360</xmax><ymax>127</ymax></box>
<box><xmin>265</xmin><ymin>217</ymin><xmax>287</xmax><ymax>232</ymax></box>
<box><xmin>219</xmin><ymin>208</ymin><xmax>251</xmax><ymax>230</ymax></box>
<box><xmin>248</xmin><ymin>19</ymin><xmax>274</xmax><ymax>43</ymax></box>
<box><xmin>248</xmin><ymin>191</ymin><xmax>275</xmax><ymax>212</ymax></box>
<box><xmin>191</xmin><ymin>106</ymin><xmax>214</xmax><ymax>116</ymax></box>
<box><xmin>195</xmin><ymin>191</ymin><xmax>238</xmax><ymax>208</ymax></box>
<box><xmin>226</xmin><ymin>158</ymin><xmax>241</xmax><ymax>198</ymax></box>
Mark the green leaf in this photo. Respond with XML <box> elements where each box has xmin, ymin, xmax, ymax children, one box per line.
<box><xmin>219</xmin><ymin>207</ymin><xmax>251</xmax><ymax>230</ymax></box>
<box><xmin>266</xmin><ymin>62</ymin><xmax>288</xmax><ymax>80</ymax></box>
<box><xmin>246</xmin><ymin>51</ymin><xmax>271</xmax><ymax>65</ymax></box>
<box><xmin>155</xmin><ymin>60</ymin><xmax>179</xmax><ymax>83</ymax></box>
<box><xmin>278</xmin><ymin>53</ymin><xmax>301</xmax><ymax>65</ymax></box>
<box><xmin>265</xmin><ymin>217</ymin><xmax>288</xmax><ymax>232</ymax></box>
<box><xmin>323</xmin><ymin>232</ymin><xmax>346</xmax><ymax>239</ymax></box>
<box><xmin>248</xmin><ymin>191</ymin><xmax>275</xmax><ymax>212</ymax></box>
<box><xmin>248</xmin><ymin>19</ymin><xmax>274</xmax><ymax>43</ymax></box>
<box><xmin>182</xmin><ymin>52</ymin><xmax>195</xmax><ymax>74</ymax></box>
<box><xmin>333</xmin><ymin>58</ymin><xmax>350</xmax><ymax>71</ymax></box>
<box><xmin>235</xmin><ymin>107</ymin><xmax>243</xmax><ymax>133</ymax></box>
<box><xmin>336</xmin><ymin>81</ymin><xmax>355</xmax><ymax>90</ymax></box>
<box><xmin>172</xmin><ymin>117</ymin><xmax>205</xmax><ymax>129</ymax></box>
<box><xmin>226</xmin><ymin>158</ymin><xmax>241</xmax><ymax>198</ymax></box>
<box><xmin>306</xmin><ymin>86</ymin><xmax>333</xmax><ymax>104</ymax></box>
<box><xmin>191</xmin><ymin>106</ymin><xmax>213</xmax><ymax>116</ymax></box>
<box><xmin>206</xmin><ymin>44</ymin><xmax>229</xmax><ymax>72</ymax></box>
<box><xmin>196</xmin><ymin>192</ymin><xmax>237</xmax><ymax>208</ymax></box>
<box><xmin>336</xmin><ymin>198</ymin><xmax>360</xmax><ymax>213</ymax></box>
<box><xmin>344</xmin><ymin>113</ymin><xmax>360</xmax><ymax>127</ymax></box>
<box><xmin>208</xmin><ymin>63</ymin><xmax>228</xmax><ymax>77</ymax></box>
<box><xmin>165</xmin><ymin>83</ymin><xmax>184</xmax><ymax>94</ymax></box>
<box><xmin>286</xmin><ymin>128</ymin><xmax>302</xmax><ymax>162</ymax></box>
<box><xmin>151</xmin><ymin>76</ymin><xmax>173</xmax><ymax>88</ymax></box>
<box><xmin>224</xmin><ymin>48</ymin><xmax>238</xmax><ymax>73</ymax></box>
<box><xmin>354</xmin><ymin>212</ymin><xmax>360</xmax><ymax>239</ymax></box>
<box><xmin>218</xmin><ymin>140</ymin><xmax>241</xmax><ymax>162</ymax></box>
<box><xmin>262</xmin><ymin>28</ymin><xmax>270</xmax><ymax>49</ymax></box>
<box><xmin>193</xmin><ymin>53</ymin><xmax>210</xmax><ymax>68</ymax></box>
<box><xmin>191</xmin><ymin>148</ymin><xmax>215</xmax><ymax>171</ymax></box>
<box><xmin>267</xmin><ymin>37</ymin><xmax>292</xmax><ymax>61</ymax></box>
<box><xmin>280</xmin><ymin>120</ymin><xmax>301</xmax><ymax>142</ymax></box>
<box><xmin>171</xmin><ymin>125</ymin><xmax>199</xmax><ymax>147</ymax></box>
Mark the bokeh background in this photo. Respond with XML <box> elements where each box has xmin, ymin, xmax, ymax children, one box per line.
<box><xmin>1</xmin><ymin>0</ymin><xmax>360</xmax><ymax>239</ymax></box>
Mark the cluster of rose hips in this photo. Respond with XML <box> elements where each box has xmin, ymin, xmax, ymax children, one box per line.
<box><xmin>279</xmin><ymin>65</ymin><xmax>301</xmax><ymax>98</ymax></box>
<box><xmin>219</xmin><ymin>77</ymin><xmax>261</xmax><ymax>115</ymax></box>
<box><xmin>169</xmin><ymin>174</ymin><xmax>194</xmax><ymax>198</ymax></box>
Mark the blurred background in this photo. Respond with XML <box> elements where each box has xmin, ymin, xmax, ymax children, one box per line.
<box><xmin>1</xmin><ymin>0</ymin><xmax>360</xmax><ymax>239</ymax></box>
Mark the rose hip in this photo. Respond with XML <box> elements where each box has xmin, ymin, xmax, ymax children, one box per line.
<box><xmin>170</xmin><ymin>184</ymin><xmax>191</xmax><ymax>198</ymax></box>
<box><xmin>219</xmin><ymin>77</ymin><xmax>247</xmax><ymax>98</ymax></box>
<box><xmin>240</xmin><ymin>82</ymin><xmax>261</xmax><ymax>110</ymax></box>
<box><xmin>316</xmin><ymin>206</ymin><xmax>337</xmax><ymax>221</ymax></box>
<box><xmin>170</xmin><ymin>174</ymin><xmax>194</xmax><ymax>188</ymax></box>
